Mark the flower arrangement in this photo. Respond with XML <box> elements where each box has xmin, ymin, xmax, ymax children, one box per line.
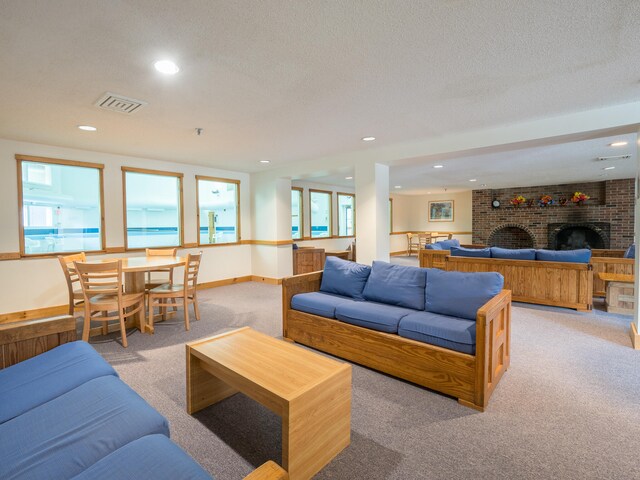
<box><xmin>571</xmin><ymin>192</ymin><xmax>590</xmax><ymax>205</ymax></box>
<box><xmin>510</xmin><ymin>195</ymin><xmax>526</xmax><ymax>207</ymax></box>
<box><xmin>539</xmin><ymin>195</ymin><xmax>553</xmax><ymax>207</ymax></box>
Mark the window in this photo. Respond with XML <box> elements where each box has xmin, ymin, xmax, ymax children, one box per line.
<box><xmin>17</xmin><ymin>155</ymin><xmax>105</xmax><ymax>255</ymax></box>
<box><xmin>310</xmin><ymin>190</ymin><xmax>332</xmax><ymax>238</ymax></box>
<box><xmin>389</xmin><ymin>198</ymin><xmax>393</xmax><ymax>234</ymax></box>
<box><xmin>122</xmin><ymin>167</ymin><xmax>183</xmax><ymax>249</ymax></box>
<box><xmin>291</xmin><ymin>187</ymin><xmax>303</xmax><ymax>239</ymax></box>
<box><xmin>197</xmin><ymin>176</ymin><xmax>240</xmax><ymax>245</ymax></box>
<box><xmin>337</xmin><ymin>193</ymin><xmax>355</xmax><ymax>237</ymax></box>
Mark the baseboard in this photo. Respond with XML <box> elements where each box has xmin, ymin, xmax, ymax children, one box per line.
<box><xmin>390</xmin><ymin>251</ymin><xmax>410</xmax><ymax>256</ymax></box>
<box><xmin>251</xmin><ymin>275</ymin><xmax>283</xmax><ymax>285</ymax></box>
<box><xmin>196</xmin><ymin>275</ymin><xmax>253</xmax><ymax>290</ymax></box>
<box><xmin>0</xmin><ymin>305</ymin><xmax>69</xmax><ymax>324</ymax></box>
<box><xmin>631</xmin><ymin>322</ymin><xmax>640</xmax><ymax>350</ymax></box>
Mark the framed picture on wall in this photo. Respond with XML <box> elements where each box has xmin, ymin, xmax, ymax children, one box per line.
<box><xmin>428</xmin><ymin>200</ymin><xmax>454</xmax><ymax>222</ymax></box>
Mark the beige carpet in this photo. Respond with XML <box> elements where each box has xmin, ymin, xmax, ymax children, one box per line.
<box><xmin>91</xmin><ymin>277</ymin><xmax>640</xmax><ymax>480</ymax></box>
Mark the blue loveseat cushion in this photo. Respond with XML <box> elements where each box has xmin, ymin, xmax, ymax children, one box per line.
<box><xmin>424</xmin><ymin>243</ymin><xmax>443</xmax><ymax>250</ymax></box>
<box><xmin>0</xmin><ymin>375</ymin><xmax>170</xmax><ymax>480</ymax></box>
<box><xmin>70</xmin><ymin>435</ymin><xmax>212</xmax><ymax>480</ymax></box>
<box><xmin>535</xmin><ymin>249</ymin><xmax>592</xmax><ymax>263</ymax></box>
<box><xmin>425</xmin><ymin>269</ymin><xmax>504</xmax><ymax>320</ymax></box>
<box><xmin>320</xmin><ymin>256</ymin><xmax>371</xmax><ymax>299</ymax></box>
<box><xmin>450</xmin><ymin>246</ymin><xmax>491</xmax><ymax>258</ymax></box>
<box><xmin>437</xmin><ymin>239</ymin><xmax>460</xmax><ymax>249</ymax></box>
<box><xmin>362</xmin><ymin>261</ymin><xmax>426</xmax><ymax>310</ymax></box>
<box><xmin>291</xmin><ymin>292</ymin><xmax>357</xmax><ymax>319</ymax></box>
<box><xmin>0</xmin><ymin>341</ymin><xmax>117</xmax><ymax>424</ymax></box>
<box><xmin>335</xmin><ymin>301</ymin><xmax>416</xmax><ymax>333</ymax></box>
<box><xmin>490</xmin><ymin>247</ymin><xmax>536</xmax><ymax>260</ymax></box>
<box><xmin>624</xmin><ymin>244</ymin><xmax>635</xmax><ymax>259</ymax></box>
<box><xmin>398</xmin><ymin>312</ymin><xmax>476</xmax><ymax>355</ymax></box>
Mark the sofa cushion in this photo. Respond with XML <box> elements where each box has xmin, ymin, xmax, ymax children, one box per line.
<box><xmin>362</xmin><ymin>261</ymin><xmax>426</xmax><ymax>310</ymax></box>
<box><xmin>291</xmin><ymin>292</ymin><xmax>357</xmax><ymax>319</ymax></box>
<box><xmin>624</xmin><ymin>244</ymin><xmax>635</xmax><ymax>259</ymax></box>
<box><xmin>0</xmin><ymin>375</ymin><xmax>170</xmax><ymax>480</ymax></box>
<box><xmin>424</xmin><ymin>243</ymin><xmax>443</xmax><ymax>250</ymax></box>
<box><xmin>490</xmin><ymin>247</ymin><xmax>536</xmax><ymax>260</ymax></box>
<box><xmin>335</xmin><ymin>301</ymin><xmax>416</xmax><ymax>333</ymax></box>
<box><xmin>425</xmin><ymin>269</ymin><xmax>504</xmax><ymax>320</ymax></box>
<box><xmin>398</xmin><ymin>312</ymin><xmax>476</xmax><ymax>355</ymax></box>
<box><xmin>450</xmin><ymin>246</ymin><xmax>491</xmax><ymax>258</ymax></box>
<box><xmin>70</xmin><ymin>435</ymin><xmax>212</xmax><ymax>480</ymax></box>
<box><xmin>437</xmin><ymin>239</ymin><xmax>460</xmax><ymax>249</ymax></box>
<box><xmin>535</xmin><ymin>249</ymin><xmax>592</xmax><ymax>263</ymax></box>
<box><xmin>0</xmin><ymin>341</ymin><xmax>117</xmax><ymax>424</ymax></box>
<box><xmin>320</xmin><ymin>256</ymin><xmax>371</xmax><ymax>299</ymax></box>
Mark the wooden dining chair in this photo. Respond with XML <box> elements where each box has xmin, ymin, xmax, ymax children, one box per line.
<box><xmin>417</xmin><ymin>233</ymin><xmax>433</xmax><ymax>251</ymax></box>
<box><xmin>58</xmin><ymin>252</ymin><xmax>87</xmax><ymax>315</ymax></box>
<box><xmin>75</xmin><ymin>260</ymin><xmax>146</xmax><ymax>348</ymax></box>
<box><xmin>147</xmin><ymin>252</ymin><xmax>203</xmax><ymax>333</ymax></box>
<box><xmin>407</xmin><ymin>233</ymin><xmax>420</xmax><ymax>256</ymax></box>
<box><xmin>145</xmin><ymin>248</ymin><xmax>178</xmax><ymax>290</ymax></box>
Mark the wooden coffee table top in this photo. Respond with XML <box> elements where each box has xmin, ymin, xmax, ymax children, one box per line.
<box><xmin>598</xmin><ymin>273</ymin><xmax>635</xmax><ymax>284</ymax></box>
<box><xmin>188</xmin><ymin>327</ymin><xmax>348</xmax><ymax>401</ymax></box>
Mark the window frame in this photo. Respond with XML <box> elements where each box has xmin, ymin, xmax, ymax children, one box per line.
<box><xmin>195</xmin><ymin>175</ymin><xmax>241</xmax><ymax>247</ymax></box>
<box><xmin>336</xmin><ymin>192</ymin><xmax>356</xmax><ymax>238</ymax></box>
<box><xmin>291</xmin><ymin>187</ymin><xmax>304</xmax><ymax>240</ymax></box>
<box><xmin>16</xmin><ymin>154</ymin><xmax>106</xmax><ymax>257</ymax></box>
<box><xmin>121</xmin><ymin>166</ymin><xmax>184</xmax><ymax>251</ymax></box>
<box><xmin>309</xmin><ymin>188</ymin><xmax>333</xmax><ymax>238</ymax></box>
<box><xmin>389</xmin><ymin>197</ymin><xmax>394</xmax><ymax>234</ymax></box>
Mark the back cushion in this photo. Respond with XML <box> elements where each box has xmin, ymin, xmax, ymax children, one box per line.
<box><xmin>425</xmin><ymin>269</ymin><xmax>504</xmax><ymax>320</ymax></box>
<box><xmin>362</xmin><ymin>261</ymin><xmax>426</xmax><ymax>310</ymax></box>
<box><xmin>450</xmin><ymin>246</ymin><xmax>491</xmax><ymax>258</ymax></box>
<box><xmin>624</xmin><ymin>244</ymin><xmax>635</xmax><ymax>259</ymax></box>
<box><xmin>490</xmin><ymin>247</ymin><xmax>536</xmax><ymax>260</ymax></box>
<box><xmin>535</xmin><ymin>249</ymin><xmax>592</xmax><ymax>263</ymax></box>
<box><xmin>424</xmin><ymin>243</ymin><xmax>443</xmax><ymax>250</ymax></box>
<box><xmin>438</xmin><ymin>239</ymin><xmax>460</xmax><ymax>249</ymax></box>
<box><xmin>320</xmin><ymin>256</ymin><xmax>371</xmax><ymax>300</ymax></box>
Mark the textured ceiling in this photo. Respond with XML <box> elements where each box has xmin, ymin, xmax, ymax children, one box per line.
<box><xmin>0</xmin><ymin>1</ymin><xmax>639</xmax><ymax>173</ymax></box>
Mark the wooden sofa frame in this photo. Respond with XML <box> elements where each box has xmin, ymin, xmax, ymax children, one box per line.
<box><xmin>282</xmin><ymin>272</ymin><xmax>511</xmax><ymax>412</ymax></box>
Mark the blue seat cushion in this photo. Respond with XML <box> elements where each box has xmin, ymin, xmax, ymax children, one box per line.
<box><xmin>335</xmin><ymin>301</ymin><xmax>416</xmax><ymax>333</ymax></box>
<box><xmin>0</xmin><ymin>375</ymin><xmax>170</xmax><ymax>480</ymax></box>
<box><xmin>425</xmin><ymin>269</ymin><xmax>504</xmax><ymax>320</ymax></box>
<box><xmin>535</xmin><ymin>249</ymin><xmax>592</xmax><ymax>263</ymax></box>
<box><xmin>624</xmin><ymin>244</ymin><xmax>635</xmax><ymax>259</ymax></box>
<box><xmin>424</xmin><ymin>243</ymin><xmax>443</xmax><ymax>250</ymax></box>
<box><xmin>437</xmin><ymin>239</ymin><xmax>460</xmax><ymax>249</ymax></box>
<box><xmin>320</xmin><ymin>256</ymin><xmax>371</xmax><ymax>299</ymax></box>
<box><xmin>398</xmin><ymin>312</ymin><xmax>476</xmax><ymax>355</ymax></box>
<box><xmin>291</xmin><ymin>292</ymin><xmax>357</xmax><ymax>319</ymax></box>
<box><xmin>70</xmin><ymin>435</ymin><xmax>212</xmax><ymax>480</ymax></box>
<box><xmin>0</xmin><ymin>341</ymin><xmax>117</xmax><ymax>424</ymax></box>
<box><xmin>450</xmin><ymin>246</ymin><xmax>491</xmax><ymax>258</ymax></box>
<box><xmin>490</xmin><ymin>247</ymin><xmax>536</xmax><ymax>260</ymax></box>
<box><xmin>362</xmin><ymin>261</ymin><xmax>426</xmax><ymax>310</ymax></box>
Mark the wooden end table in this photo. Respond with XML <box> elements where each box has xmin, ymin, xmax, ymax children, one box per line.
<box><xmin>598</xmin><ymin>273</ymin><xmax>635</xmax><ymax>315</ymax></box>
<box><xmin>186</xmin><ymin>327</ymin><xmax>351</xmax><ymax>480</ymax></box>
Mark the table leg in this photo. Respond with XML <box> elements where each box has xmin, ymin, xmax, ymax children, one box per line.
<box><xmin>283</xmin><ymin>365</ymin><xmax>351</xmax><ymax>480</ymax></box>
<box><xmin>186</xmin><ymin>348</ymin><xmax>238</xmax><ymax>414</ymax></box>
<box><xmin>125</xmin><ymin>271</ymin><xmax>147</xmax><ymax>333</ymax></box>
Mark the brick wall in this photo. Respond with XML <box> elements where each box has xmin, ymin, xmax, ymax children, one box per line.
<box><xmin>472</xmin><ymin>179</ymin><xmax>635</xmax><ymax>249</ymax></box>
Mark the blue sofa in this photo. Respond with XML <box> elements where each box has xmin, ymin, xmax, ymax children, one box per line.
<box><xmin>283</xmin><ymin>257</ymin><xmax>512</xmax><ymax>411</ymax></box>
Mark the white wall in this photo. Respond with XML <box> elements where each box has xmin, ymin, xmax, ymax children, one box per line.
<box><xmin>0</xmin><ymin>138</ymin><xmax>252</xmax><ymax>313</ymax></box>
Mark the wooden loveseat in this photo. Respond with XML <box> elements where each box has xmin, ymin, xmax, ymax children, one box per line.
<box><xmin>282</xmin><ymin>270</ymin><xmax>512</xmax><ymax>411</ymax></box>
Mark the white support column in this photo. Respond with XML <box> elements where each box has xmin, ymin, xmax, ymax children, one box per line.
<box><xmin>355</xmin><ymin>161</ymin><xmax>390</xmax><ymax>265</ymax></box>
<box><xmin>632</xmin><ymin>130</ymin><xmax>640</xmax><ymax>349</ymax></box>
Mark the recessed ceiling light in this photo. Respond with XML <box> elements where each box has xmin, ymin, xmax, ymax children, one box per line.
<box><xmin>259</xmin><ymin>160</ymin><xmax>270</xmax><ymax>164</ymax></box>
<box><xmin>154</xmin><ymin>60</ymin><xmax>180</xmax><ymax>75</ymax></box>
<box><xmin>77</xmin><ymin>125</ymin><xmax>97</xmax><ymax>131</ymax></box>
<box><xmin>361</xmin><ymin>136</ymin><xmax>376</xmax><ymax>142</ymax></box>
<box><xmin>609</xmin><ymin>141</ymin><xmax>628</xmax><ymax>147</ymax></box>
<box><xmin>603</xmin><ymin>166</ymin><xmax>616</xmax><ymax>170</ymax></box>
<box><xmin>433</xmin><ymin>165</ymin><xmax>444</xmax><ymax>169</ymax></box>
<box><xmin>394</xmin><ymin>185</ymin><xmax>402</xmax><ymax>189</ymax></box>
<box><xmin>345</xmin><ymin>176</ymin><xmax>353</xmax><ymax>180</ymax></box>
<box><xmin>469</xmin><ymin>179</ymin><xmax>477</xmax><ymax>182</ymax></box>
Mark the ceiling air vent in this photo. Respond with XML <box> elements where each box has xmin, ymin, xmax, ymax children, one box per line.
<box><xmin>94</xmin><ymin>92</ymin><xmax>147</xmax><ymax>114</ymax></box>
<box><xmin>596</xmin><ymin>154</ymin><xmax>632</xmax><ymax>162</ymax></box>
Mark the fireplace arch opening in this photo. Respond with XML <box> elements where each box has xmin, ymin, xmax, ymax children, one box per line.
<box><xmin>548</xmin><ymin>223</ymin><xmax>610</xmax><ymax>250</ymax></box>
<box><xmin>488</xmin><ymin>224</ymin><xmax>536</xmax><ymax>249</ymax></box>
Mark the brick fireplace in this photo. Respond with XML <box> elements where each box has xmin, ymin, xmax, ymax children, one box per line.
<box><xmin>472</xmin><ymin>179</ymin><xmax>634</xmax><ymax>249</ymax></box>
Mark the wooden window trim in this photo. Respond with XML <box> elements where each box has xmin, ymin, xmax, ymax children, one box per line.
<box><xmin>195</xmin><ymin>175</ymin><xmax>241</xmax><ymax>247</ymax></box>
<box><xmin>292</xmin><ymin>187</ymin><xmax>304</xmax><ymax>240</ymax></box>
<box><xmin>389</xmin><ymin>197</ymin><xmax>394</xmax><ymax>234</ymax></box>
<box><xmin>16</xmin><ymin>155</ymin><xmax>107</xmax><ymax>257</ymax></box>
<box><xmin>122</xmin><ymin>167</ymin><xmax>184</xmax><ymax>250</ymax></box>
<box><xmin>309</xmin><ymin>189</ymin><xmax>333</xmax><ymax>238</ymax></box>
<box><xmin>336</xmin><ymin>192</ymin><xmax>356</xmax><ymax>238</ymax></box>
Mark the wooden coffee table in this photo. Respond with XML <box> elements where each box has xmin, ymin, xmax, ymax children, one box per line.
<box><xmin>598</xmin><ymin>273</ymin><xmax>635</xmax><ymax>315</ymax></box>
<box><xmin>186</xmin><ymin>327</ymin><xmax>351</xmax><ymax>480</ymax></box>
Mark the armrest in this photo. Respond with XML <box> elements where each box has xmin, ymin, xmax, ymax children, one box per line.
<box><xmin>476</xmin><ymin>290</ymin><xmax>511</xmax><ymax>327</ymax></box>
<box><xmin>0</xmin><ymin>315</ymin><xmax>76</xmax><ymax>345</ymax></box>
<box><xmin>282</xmin><ymin>272</ymin><xmax>323</xmax><ymax>338</ymax></box>
<box><xmin>243</xmin><ymin>461</ymin><xmax>289</xmax><ymax>480</ymax></box>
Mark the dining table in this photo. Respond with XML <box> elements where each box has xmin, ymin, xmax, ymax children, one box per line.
<box><xmin>87</xmin><ymin>255</ymin><xmax>186</xmax><ymax>335</ymax></box>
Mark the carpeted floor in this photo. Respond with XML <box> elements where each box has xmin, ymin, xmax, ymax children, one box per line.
<box><xmin>91</xmin><ymin>262</ymin><xmax>640</xmax><ymax>480</ymax></box>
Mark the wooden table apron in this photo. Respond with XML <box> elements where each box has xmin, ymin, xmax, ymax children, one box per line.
<box><xmin>87</xmin><ymin>256</ymin><xmax>186</xmax><ymax>334</ymax></box>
